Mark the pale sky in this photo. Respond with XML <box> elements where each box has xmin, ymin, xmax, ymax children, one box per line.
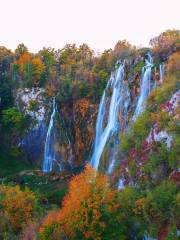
<box><xmin>0</xmin><ymin>0</ymin><xmax>179</xmax><ymax>53</ymax></box>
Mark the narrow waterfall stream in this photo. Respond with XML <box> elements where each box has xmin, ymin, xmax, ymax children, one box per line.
<box><xmin>160</xmin><ymin>63</ymin><xmax>165</xmax><ymax>83</ymax></box>
<box><xmin>90</xmin><ymin>64</ymin><xmax>125</xmax><ymax>170</ymax></box>
<box><xmin>107</xmin><ymin>81</ymin><xmax>131</xmax><ymax>174</ymax></box>
<box><xmin>42</xmin><ymin>98</ymin><xmax>57</xmax><ymax>173</ymax></box>
<box><xmin>132</xmin><ymin>54</ymin><xmax>153</xmax><ymax>121</ymax></box>
<box><xmin>117</xmin><ymin>54</ymin><xmax>154</xmax><ymax>188</ymax></box>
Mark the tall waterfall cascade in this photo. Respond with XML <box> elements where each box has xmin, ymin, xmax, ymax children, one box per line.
<box><xmin>107</xmin><ymin>80</ymin><xmax>131</xmax><ymax>174</ymax></box>
<box><xmin>90</xmin><ymin>63</ymin><xmax>126</xmax><ymax>170</ymax></box>
<box><xmin>42</xmin><ymin>98</ymin><xmax>58</xmax><ymax>173</ymax></box>
<box><xmin>90</xmin><ymin>54</ymin><xmax>165</xmax><ymax>175</ymax></box>
<box><xmin>132</xmin><ymin>54</ymin><xmax>153</xmax><ymax>121</ymax></box>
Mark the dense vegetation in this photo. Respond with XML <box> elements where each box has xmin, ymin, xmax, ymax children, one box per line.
<box><xmin>0</xmin><ymin>30</ymin><xmax>179</xmax><ymax>239</ymax></box>
<box><xmin>0</xmin><ymin>38</ymin><xmax>136</xmax><ymax>161</ymax></box>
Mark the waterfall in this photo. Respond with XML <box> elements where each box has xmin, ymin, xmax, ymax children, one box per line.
<box><xmin>90</xmin><ymin>64</ymin><xmax>125</xmax><ymax>170</ymax></box>
<box><xmin>144</xmin><ymin>236</ymin><xmax>156</xmax><ymax>240</ymax></box>
<box><xmin>132</xmin><ymin>53</ymin><xmax>153</xmax><ymax>121</ymax></box>
<box><xmin>42</xmin><ymin>98</ymin><xmax>57</xmax><ymax>173</ymax></box>
<box><xmin>117</xmin><ymin>54</ymin><xmax>153</xmax><ymax>189</ymax></box>
<box><xmin>107</xmin><ymin>81</ymin><xmax>131</xmax><ymax>174</ymax></box>
<box><xmin>91</xmin><ymin>54</ymin><xmax>154</xmax><ymax>175</ymax></box>
<box><xmin>94</xmin><ymin>91</ymin><xmax>106</xmax><ymax>153</ymax></box>
<box><xmin>160</xmin><ymin>63</ymin><xmax>165</xmax><ymax>83</ymax></box>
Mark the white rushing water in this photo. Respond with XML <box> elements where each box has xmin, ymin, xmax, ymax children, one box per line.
<box><xmin>117</xmin><ymin>54</ymin><xmax>153</xmax><ymax>188</ymax></box>
<box><xmin>107</xmin><ymin>81</ymin><xmax>131</xmax><ymax>174</ymax></box>
<box><xmin>160</xmin><ymin>63</ymin><xmax>165</xmax><ymax>83</ymax></box>
<box><xmin>42</xmin><ymin>98</ymin><xmax>57</xmax><ymax>173</ymax></box>
<box><xmin>90</xmin><ymin>64</ymin><xmax>125</xmax><ymax>170</ymax></box>
<box><xmin>132</xmin><ymin>53</ymin><xmax>153</xmax><ymax>121</ymax></box>
<box><xmin>90</xmin><ymin>53</ymin><xmax>166</xmax><ymax>181</ymax></box>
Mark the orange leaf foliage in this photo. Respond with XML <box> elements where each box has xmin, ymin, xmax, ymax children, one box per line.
<box><xmin>15</xmin><ymin>52</ymin><xmax>32</xmax><ymax>75</ymax></box>
<box><xmin>0</xmin><ymin>185</ymin><xmax>37</xmax><ymax>232</ymax></box>
<box><xmin>40</xmin><ymin>165</ymin><xmax>121</xmax><ymax>239</ymax></box>
<box><xmin>166</xmin><ymin>51</ymin><xmax>180</xmax><ymax>72</ymax></box>
<box><xmin>32</xmin><ymin>56</ymin><xmax>45</xmax><ymax>85</ymax></box>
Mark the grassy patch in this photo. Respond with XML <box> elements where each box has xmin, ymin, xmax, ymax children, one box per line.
<box><xmin>0</xmin><ymin>149</ymin><xmax>33</xmax><ymax>177</ymax></box>
<box><xmin>20</xmin><ymin>174</ymin><xmax>69</xmax><ymax>205</ymax></box>
<box><xmin>0</xmin><ymin>147</ymin><xmax>79</xmax><ymax>206</ymax></box>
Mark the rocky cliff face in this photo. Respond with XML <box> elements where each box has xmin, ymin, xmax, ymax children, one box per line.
<box><xmin>15</xmin><ymin>88</ymin><xmax>47</xmax><ymax>164</ymax></box>
<box><xmin>113</xmin><ymin>83</ymin><xmax>180</xmax><ymax>188</ymax></box>
<box><xmin>59</xmin><ymin>98</ymin><xmax>98</xmax><ymax>167</ymax></box>
<box><xmin>15</xmin><ymin>88</ymin><xmax>98</xmax><ymax>169</ymax></box>
<box><xmin>15</xmin><ymin>88</ymin><xmax>73</xmax><ymax>170</ymax></box>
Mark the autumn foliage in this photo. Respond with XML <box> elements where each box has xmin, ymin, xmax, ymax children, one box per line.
<box><xmin>13</xmin><ymin>45</ymin><xmax>45</xmax><ymax>86</ymax></box>
<box><xmin>166</xmin><ymin>50</ymin><xmax>180</xmax><ymax>73</ymax></box>
<box><xmin>150</xmin><ymin>30</ymin><xmax>180</xmax><ymax>60</ymax></box>
<box><xmin>39</xmin><ymin>165</ymin><xmax>121</xmax><ymax>240</ymax></box>
<box><xmin>0</xmin><ymin>185</ymin><xmax>37</xmax><ymax>233</ymax></box>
